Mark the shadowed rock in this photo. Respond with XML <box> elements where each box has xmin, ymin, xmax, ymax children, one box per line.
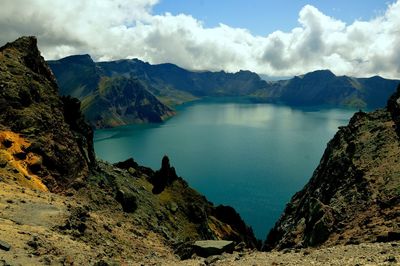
<box><xmin>0</xmin><ymin>240</ymin><xmax>11</xmax><ymax>251</ymax></box>
<box><xmin>116</xmin><ymin>188</ymin><xmax>137</xmax><ymax>213</ymax></box>
<box><xmin>193</xmin><ymin>240</ymin><xmax>234</xmax><ymax>257</ymax></box>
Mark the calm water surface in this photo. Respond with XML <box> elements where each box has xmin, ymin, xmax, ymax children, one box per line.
<box><xmin>94</xmin><ymin>99</ymin><xmax>355</xmax><ymax>239</ymax></box>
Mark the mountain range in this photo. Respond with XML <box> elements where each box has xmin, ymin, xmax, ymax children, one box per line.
<box><xmin>48</xmin><ymin>55</ymin><xmax>399</xmax><ymax>128</ymax></box>
<box><xmin>253</xmin><ymin>70</ymin><xmax>400</xmax><ymax>108</ymax></box>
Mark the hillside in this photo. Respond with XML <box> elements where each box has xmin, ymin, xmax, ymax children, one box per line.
<box><xmin>254</xmin><ymin>70</ymin><xmax>400</xmax><ymax>108</ymax></box>
<box><xmin>264</xmin><ymin>84</ymin><xmax>400</xmax><ymax>251</ymax></box>
<box><xmin>80</xmin><ymin>76</ymin><xmax>174</xmax><ymax>128</ymax></box>
<box><xmin>48</xmin><ymin>55</ymin><xmax>174</xmax><ymax>128</ymax></box>
<box><xmin>0</xmin><ymin>36</ymin><xmax>259</xmax><ymax>264</ymax></box>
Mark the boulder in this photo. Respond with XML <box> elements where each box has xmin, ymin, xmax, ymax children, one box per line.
<box><xmin>193</xmin><ymin>240</ymin><xmax>234</xmax><ymax>257</ymax></box>
<box><xmin>0</xmin><ymin>240</ymin><xmax>11</xmax><ymax>251</ymax></box>
<box><xmin>116</xmin><ymin>188</ymin><xmax>137</xmax><ymax>213</ymax></box>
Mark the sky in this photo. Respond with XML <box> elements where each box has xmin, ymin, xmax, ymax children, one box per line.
<box><xmin>154</xmin><ymin>1</ymin><xmax>389</xmax><ymax>36</ymax></box>
<box><xmin>0</xmin><ymin>0</ymin><xmax>399</xmax><ymax>78</ymax></box>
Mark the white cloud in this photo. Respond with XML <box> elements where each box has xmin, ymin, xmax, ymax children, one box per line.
<box><xmin>0</xmin><ymin>0</ymin><xmax>399</xmax><ymax>79</ymax></box>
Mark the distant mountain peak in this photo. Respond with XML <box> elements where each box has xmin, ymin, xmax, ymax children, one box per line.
<box><xmin>58</xmin><ymin>54</ymin><xmax>94</xmax><ymax>64</ymax></box>
<box><xmin>304</xmin><ymin>69</ymin><xmax>336</xmax><ymax>79</ymax></box>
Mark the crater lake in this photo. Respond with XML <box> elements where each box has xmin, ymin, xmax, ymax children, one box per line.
<box><xmin>94</xmin><ymin>99</ymin><xmax>356</xmax><ymax>239</ymax></box>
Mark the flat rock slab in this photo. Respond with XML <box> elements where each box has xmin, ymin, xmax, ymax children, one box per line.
<box><xmin>0</xmin><ymin>240</ymin><xmax>11</xmax><ymax>251</ymax></box>
<box><xmin>193</xmin><ymin>240</ymin><xmax>234</xmax><ymax>257</ymax></box>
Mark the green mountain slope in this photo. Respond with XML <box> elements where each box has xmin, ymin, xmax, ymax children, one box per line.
<box><xmin>81</xmin><ymin>76</ymin><xmax>175</xmax><ymax>128</ymax></box>
<box><xmin>48</xmin><ymin>55</ymin><xmax>174</xmax><ymax>128</ymax></box>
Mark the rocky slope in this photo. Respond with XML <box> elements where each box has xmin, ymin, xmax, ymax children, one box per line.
<box><xmin>48</xmin><ymin>55</ymin><xmax>174</xmax><ymax>128</ymax></box>
<box><xmin>0</xmin><ymin>36</ymin><xmax>258</xmax><ymax>264</ymax></box>
<box><xmin>1</xmin><ymin>180</ymin><xmax>398</xmax><ymax>265</ymax></box>
<box><xmin>264</xmin><ymin>84</ymin><xmax>400</xmax><ymax>251</ymax></box>
<box><xmin>0</xmin><ymin>36</ymin><xmax>95</xmax><ymax>191</ymax></box>
<box><xmin>80</xmin><ymin>76</ymin><xmax>174</xmax><ymax>128</ymax></box>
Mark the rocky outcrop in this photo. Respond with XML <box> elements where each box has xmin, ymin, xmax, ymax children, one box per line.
<box><xmin>0</xmin><ymin>36</ymin><xmax>95</xmax><ymax>191</ymax></box>
<box><xmin>150</xmin><ymin>155</ymin><xmax>178</xmax><ymax>194</ymax></box>
<box><xmin>264</xmin><ymin>84</ymin><xmax>400</xmax><ymax>250</ymax></box>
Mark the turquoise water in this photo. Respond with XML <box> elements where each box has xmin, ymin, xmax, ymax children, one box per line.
<box><xmin>94</xmin><ymin>99</ymin><xmax>355</xmax><ymax>239</ymax></box>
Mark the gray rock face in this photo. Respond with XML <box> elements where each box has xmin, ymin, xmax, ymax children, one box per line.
<box><xmin>193</xmin><ymin>240</ymin><xmax>234</xmax><ymax>257</ymax></box>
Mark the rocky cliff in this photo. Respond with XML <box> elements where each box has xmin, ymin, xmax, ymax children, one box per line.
<box><xmin>0</xmin><ymin>36</ymin><xmax>95</xmax><ymax>191</ymax></box>
<box><xmin>264</xmin><ymin>84</ymin><xmax>400</xmax><ymax>250</ymax></box>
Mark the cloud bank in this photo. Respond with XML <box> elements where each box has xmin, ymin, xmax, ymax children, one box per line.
<box><xmin>1</xmin><ymin>0</ymin><xmax>399</xmax><ymax>78</ymax></box>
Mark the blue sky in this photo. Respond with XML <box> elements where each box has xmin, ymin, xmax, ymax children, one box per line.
<box><xmin>1</xmin><ymin>0</ymin><xmax>399</xmax><ymax>78</ymax></box>
<box><xmin>154</xmin><ymin>0</ymin><xmax>392</xmax><ymax>36</ymax></box>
